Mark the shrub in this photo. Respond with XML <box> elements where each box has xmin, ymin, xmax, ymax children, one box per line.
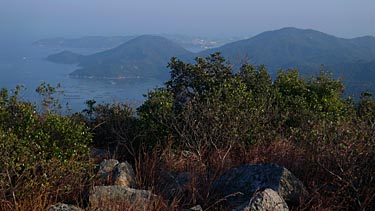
<box><xmin>138</xmin><ymin>53</ymin><xmax>257</xmax><ymax>157</ymax></box>
<box><xmin>0</xmin><ymin>85</ymin><xmax>93</xmax><ymax>210</ymax></box>
<box><xmin>136</xmin><ymin>53</ymin><xmax>375</xmax><ymax>210</ymax></box>
<box><xmin>78</xmin><ymin>100</ymin><xmax>141</xmax><ymax>160</ymax></box>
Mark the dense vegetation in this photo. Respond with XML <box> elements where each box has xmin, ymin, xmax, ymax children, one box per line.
<box><xmin>1</xmin><ymin>53</ymin><xmax>374</xmax><ymax>210</ymax></box>
<box><xmin>0</xmin><ymin>84</ymin><xmax>93</xmax><ymax>210</ymax></box>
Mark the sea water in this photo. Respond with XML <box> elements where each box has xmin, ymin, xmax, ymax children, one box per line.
<box><xmin>0</xmin><ymin>39</ymin><xmax>162</xmax><ymax>112</ymax></box>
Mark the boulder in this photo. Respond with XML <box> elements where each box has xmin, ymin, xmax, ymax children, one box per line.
<box><xmin>212</xmin><ymin>164</ymin><xmax>308</xmax><ymax>207</ymax></box>
<box><xmin>96</xmin><ymin>159</ymin><xmax>136</xmax><ymax>187</ymax></box>
<box><xmin>113</xmin><ymin>161</ymin><xmax>136</xmax><ymax>187</ymax></box>
<box><xmin>181</xmin><ymin>205</ymin><xmax>203</xmax><ymax>211</ymax></box>
<box><xmin>47</xmin><ymin>203</ymin><xmax>83</xmax><ymax>211</ymax></box>
<box><xmin>231</xmin><ymin>188</ymin><xmax>289</xmax><ymax>211</ymax></box>
<box><xmin>89</xmin><ymin>185</ymin><xmax>156</xmax><ymax>211</ymax></box>
<box><xmin>97</xmin><ymin>159</ymin><xmax>119</xmax><ymax>185</ymax></box>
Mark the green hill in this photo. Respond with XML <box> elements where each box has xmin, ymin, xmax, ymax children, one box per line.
<box><xmin>197</xmin><ymin>27</ymin><xmax>375</xmax><ymax>96</ymax></box>
<box><xmin>200</xmin><ymin>27</ymin><xmax>375</xmax><ymax>72</ymax></box>
<box><xmin>48</xmin><ymin>35</ymin><xmax>193</xmax><ymax>79</ymax></box>
<box><xmin>46</xmin><ymin>50</ymin><xmax>84</xmax><ymax>64</ymax></box>
<box><xmin>46</xmin><ymin>28</ymin><xmax>375</xmax><ymax>95</ymax></box>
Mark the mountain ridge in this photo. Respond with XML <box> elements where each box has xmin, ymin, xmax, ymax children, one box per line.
<box><xmin>65</xmin><ymin>35</ymin><xmax>193</xmax><ymax>79</ymax></box>
<box><xmin>199</xmin><ymin>27</ymin><xmax>375</xmax><ymax>71</ymax></box>
<box><xmin>46</xmin><ymin>27</ymin><xmax>375</xmax><ymax>94</ymax></box>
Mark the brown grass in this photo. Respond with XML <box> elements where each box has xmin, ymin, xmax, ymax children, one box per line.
<box><xmin>130</xmin><ymin>133</ymin><xmax>374</xmax><ymax>211</ymax></box>
<box><xmin>1</xmin><ymin>136</ymin><xmax>373</xmax><ymax>211</ymax></box>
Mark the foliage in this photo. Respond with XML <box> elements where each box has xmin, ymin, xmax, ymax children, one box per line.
<box><xmin>139</xmin><ymin>53</ymin><xmax>256</xmax><ymax>157</ymax></box>
<box><xmin>77</xmin><ymin>100</ymin><xmax>140</xmax><ymax>159</ymax></box>
<box><xmin>1</xmin><ymin>52</ymin><xmax>374</xmax><ymax>210</ymax></box>
<box><xmin>137</xmin><ymin>53</ymin><xmax>374</xmax><ymax>210</ymax></box>
<box><xmin>139</xmin><ymin>53</ymin><xmax>351</xmax><ymax>149</ymax></box>
<box><xmin>0</xmin><ymin>85</ymin><xmax>92</xmax><ymax>210</ymax></box>
<box><xmin>35</xmin><ymin>82</ymin><xmax>64</xmax><ymax>113</ymax></box>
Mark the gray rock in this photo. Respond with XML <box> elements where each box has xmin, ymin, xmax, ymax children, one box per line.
<box><xmin>97</xmin><ymin>159</ymin><xmax>119</xmax><ymax>185</ymax></box>
<box><xmin>89</xmin><ymin>185</ymin><xmax>156</xmax><ymax>211</ymax></box>
<box><xmin>181</xmin><ymin>205</ymin><xmax>203</xmax><ymax>211</ymax></box>
<box><xmin>113</xmin><ymin>161</ymin><xmax>136</xmax><ymax>187</ymax></box>
<box><xmin>47</xmin><ymin>203</ymin><xmax>83</xmax><ymax>211</ymax></box>
<box><xmin>232</xmin><ymin>189</ymin><xmax>289</xmax><ymax>211</ymax></box>
<box><xmin>212</xmin><ymin>164</ymin><xmax>308</xmax><ymax>207</ymax></box>
<box><xmin>96</xmin><ymin>159</ymin><xmax>136</xmax><ymax>187</ymax></box>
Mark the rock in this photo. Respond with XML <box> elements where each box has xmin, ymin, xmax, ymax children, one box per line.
<box><xmin>47</xmin><ymin>203</ymin><xmax>83</xmax><ymax>211</ymax></box>
<box><xmin>96</xmin><ymin>159</ymin><xmax>136</xmax><ymax>187</ymax></box>
<box><xmin>231</xmin><ymin>188</ymin><xmax>289</xmax><ymax>211</ymax></box>
<box><xmin>212</xmin><ymin>164</ymin><xmax>308</xmax><ymax>207</ymax></box>
<box><xmin>89</xmin><ymin>185</ymin><xmax>156</xmax><ymax>211</ymax></box>
<box><xmin>113</xmin><ymin>161</ymin><xmax>136</xmax><ymax>187</ymax></box>
<box><xmin>97</xmin><ymin>159</ymin><xmax>119</xmax><ymax>185</ymax></box>
<box><xmin>181</xmin><ymin>205</ymin><xmax>203</xmax><ymax>211</ymax></box>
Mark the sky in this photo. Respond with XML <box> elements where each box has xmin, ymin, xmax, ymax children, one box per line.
<box><xmin>1</xmin><ymin>0</ymin><xmax>375</xmax><ymax>41</ymax></box>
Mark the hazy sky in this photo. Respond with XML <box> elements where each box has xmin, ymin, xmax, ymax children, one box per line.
<box><xmin>1</xmin><ymin>0</ymin><xmax>375</xmax><ymax>40</ymax></box>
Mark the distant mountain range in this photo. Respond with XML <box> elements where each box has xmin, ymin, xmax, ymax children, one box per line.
<box><xmin>50</xmin><ymin>35</ymin><xmax>192</xmax><ymax>79</ymax></box>
<box><xmin>35</xmin><ymin>35</ymin><xmax>230</xmax><ymax>52</ymax></box>
<box><xmin>46</xmin><ymin>27</ymin><xmax>375</xmax><ymax>95</ymax></box>
<box><xmin>200</xmin><ymin>27</ymin><xmax>375</xmax><ymax>94</ymax></box>
<box><xmin>201</xmin><ymin>27</ymin><xmax>375</xmax><ymax>72</ymax></box>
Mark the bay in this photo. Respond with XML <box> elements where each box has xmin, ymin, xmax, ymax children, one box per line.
<box><xmin>0</xmin><ymin>39</ymin><xmax>162</xmax><ymax>112</ymax></box>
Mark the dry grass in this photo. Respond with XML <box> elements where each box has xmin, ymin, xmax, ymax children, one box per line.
<box><xmin>1</xmin><ymin>136</ymin><xmax>373</xmax><ymax>211</ymax></box>
<box><xmin>130</xmin><ymin>134</ymin><xmax>374</xmax><ymax>211</ymax></box>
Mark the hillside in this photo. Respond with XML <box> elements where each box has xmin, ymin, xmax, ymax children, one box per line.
<box><xmin>68</xmin><ymin>35</ymin><xmax>193</xmax><ymax>79</ymax></box>
<box><xmin>200</xmin><ymin>27</ymin><xmax>375</xmax><ymax>73</ymax></box>
<box><xmin>3</xmin><ymin>56</ymin><xmax>374</xmax><ymax>210</ymax></box>
<box><xmin>36</xmin><ymin>35</ymin><xmax>228</xmax><ymax>52</ymax></box>
<box><xmin>196</xmin><ymin>27</ymin><xmax>375</xmax><ymax>96</ymax></box>
<box><xmin>46</xmin><ymin>50</ymin><xmax>84</xmax><ymax>64</ymax></box>
<box><xmin>46</xmin><ymin>28</ymin><xmax>375</xmax><ymax>95</ymax></box>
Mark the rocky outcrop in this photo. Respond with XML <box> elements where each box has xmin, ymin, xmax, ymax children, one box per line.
<box><xmin>212</xmin><ymin>164</ymin><xmax>308</xmax><ymax>207</ymax></box>
<box><xmin>50</xmin><ymin>160</ymin><xmax>307</xmax><ymax>211</ymax></box>
<box><xmin>112</xmin><ymin>161</ymin><xmax>136</xmax><ymax>187</ymax></box>
<box><xmin>97</xmin><ymin>159</ymin><xmax>119</xmax><ymax>182</ymax></box>
<box><xmin>232</xmin><ymin>188</ymin><xmax>289</xmax><ymax>211</ymax></box>
<box><xmin>96</xmin><ymin>159</ymin><xmax>136</xmax><ymax>187</ymax></box>
<box><xmin>47</xmin><ymin>203</ymin><xmax>83</xmax><ymax>211</ymax></box>
<box><xmin>89</xmin><ymin>185</ymin><xmax>156</xmax><ymax>211</ymax></box>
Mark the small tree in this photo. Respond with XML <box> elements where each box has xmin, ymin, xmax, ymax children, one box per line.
<box><xmin>0</xmin><ymin>85</ymin><xmax>92</xmax><ymax>210</ymax></box>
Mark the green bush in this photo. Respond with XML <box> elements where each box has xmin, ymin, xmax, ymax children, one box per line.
<box><xmin>139</xmin><ymin>53</ymin><xmax>353</xmax><ymax>150</ymax></box>
<box><xmin>1</xmin><ymin>54</ymin><xmax>372</xmax><ymax>210</ymax></box>
<box><xmin>0</xmin><ymin>85</ymin><xmax>92</xmax><ymax>210</ymax></box>
<box><xmin>138</xmin><ymin>53</ymin><xmax>257</xmax><ymax>155</ymax></box>
<box><xmin>77</xmin><ymin>100</ymin><xmax>141</xmax><ymax>159</ymax></box>
<box><xmin>137</xmin><ymin>53</ymin><xmax>374</xmax><ymax>210</ymax></box>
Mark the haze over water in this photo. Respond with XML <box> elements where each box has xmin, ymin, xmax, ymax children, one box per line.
<box><xmin>2</xmin><ymin>0</ymin><xmax>374</xmax><ymax>39</ymax></box>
